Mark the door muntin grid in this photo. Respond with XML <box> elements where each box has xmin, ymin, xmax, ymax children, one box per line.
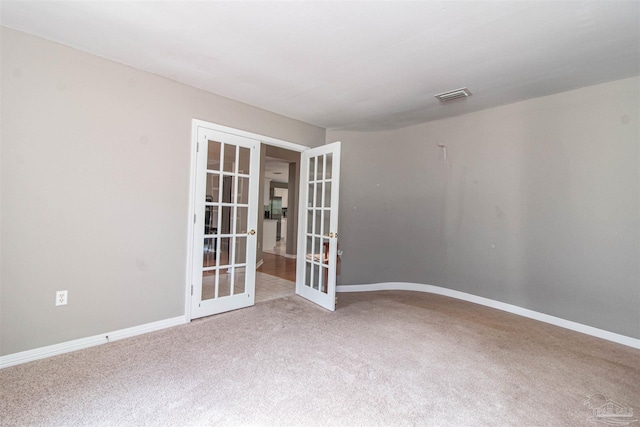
<box><xmin>202</xmin><ymin>140</ymin><xmax>251</xmax><ymax>300</ymax></box>
<box><xmin>303</xmin><ymin>153</ymin><xmax>333</xmax><ymax>293</ymax></box>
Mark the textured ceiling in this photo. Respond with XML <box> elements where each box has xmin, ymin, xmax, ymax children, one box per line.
<box><xmin>1</xmin><ymin>1</ymin><xmax>639</xmax><ymax>131</ymax></box>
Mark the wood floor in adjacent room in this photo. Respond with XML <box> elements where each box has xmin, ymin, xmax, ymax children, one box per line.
<box><xmin>257</xmin><ymin>252</ymin><xmax>296</xmax><ymax>282</ymax></box>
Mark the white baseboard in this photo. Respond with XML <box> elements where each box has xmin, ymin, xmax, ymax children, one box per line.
<box><xmin>336</xmin><ymin>282</ymin><xmax>640</xmax><ymax>350</ymax></box>
<box><xmin>5</xmin><ymin>284</ymin><xmax>636</xmax><ymax>369</ymax></box>
<box><xmin>256</xmin><ymin>259</ymin><xmax>264</xmax><ymax>269</ymax></box>
<box><xmin>283</xmin><ymin>253</ymin><xmax>297</xmax><ymax>259</ymax></box>
<box><xmin>0</xmin><ymin>315</ymin><xmax>188</xmax><ymax>369</ymax></box>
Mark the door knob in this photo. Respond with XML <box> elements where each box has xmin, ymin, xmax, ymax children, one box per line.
<box><xmin>248</xmin><ymin>229</ymin><xmax>256</xmax><ymax>235</ymax></box>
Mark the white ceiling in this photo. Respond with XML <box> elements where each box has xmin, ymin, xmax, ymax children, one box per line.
<box><xmin>264</xmin><ymin>157</ymin><xmax>290</xmax><ymax>183</ymax></box>
<box><xmin>1</xmin><ymin>1</ymin><xmax>638</xmax><ymax>131</ymax></box>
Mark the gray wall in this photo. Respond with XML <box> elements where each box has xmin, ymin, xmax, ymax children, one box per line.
<box><xmin>0</xmin><ymin>27</ymin><xmax>325</xmax><ymax>355</ymax></box>
<box><xmin>328</xmin><ymin>77</ymin><xmax>639</xmax><ymax>339</ymax></box>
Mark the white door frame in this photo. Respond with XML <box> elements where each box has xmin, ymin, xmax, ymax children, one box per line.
<box><xmin>185</xmin><ymin>119</ymin><xmax>310</xmax><ymax>320</ymax></box>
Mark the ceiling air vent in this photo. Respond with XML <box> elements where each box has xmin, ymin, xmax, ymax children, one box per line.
<box><xmin>435</xmin><ymin>87</ymin><xmax>472</xmax><ymax>102</ymax></box>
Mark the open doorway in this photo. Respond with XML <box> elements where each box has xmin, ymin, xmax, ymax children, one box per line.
<box><xmin>188</xmin><ymin>119</ymin><xmax>340</xmax><ymax>318</ymax></box>
<box><xmin>255</xmin><ymin>144</ymin><xmax>300</xmax><ymax>303</ymax></box>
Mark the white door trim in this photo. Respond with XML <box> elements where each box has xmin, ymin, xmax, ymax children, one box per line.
<box><xmin>192</xmin><ymin>120</ymin><xmax>310</xmax><ymax>151</ymax></box>
<box><xmin>185</xmin><ymin>119</ymin><xmax>309</xmax><ymax>321</ymax></box>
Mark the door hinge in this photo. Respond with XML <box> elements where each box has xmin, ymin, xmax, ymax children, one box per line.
<box><xmin>194</xmin><ymin>214</ymin><xmax>196</xmax><ymax>224</ymax></box>
<box><xmin>191</xmin><ymin>285</ymin><xmax>193</xmax><ymax>296</ymax></box>
<box><xmin>197</xmin><ymin>142</ymin><xmax>200</xmax><ymax>153</ymax></box>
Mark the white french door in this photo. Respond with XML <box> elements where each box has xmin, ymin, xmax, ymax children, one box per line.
<box><xmin>191</xmin><ymin>127</ymin><xmax>260</xmax><ymax>319</ymax></box>
<box><xmin>296</xmin><ymin>141</ymin><xmax>341</xmax><ymax>311</ymax></box>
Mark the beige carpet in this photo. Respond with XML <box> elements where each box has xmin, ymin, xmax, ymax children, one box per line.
<box><xmin>1</xmin><ymin>291</ymin><xmax>638</xmax><ymax>426</ymax></box>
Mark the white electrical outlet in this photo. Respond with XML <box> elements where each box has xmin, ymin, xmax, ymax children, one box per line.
<box><xmin>56</xmin><ymin>290</ymin><xmax>68</xmax><ymax>306</ymax></box>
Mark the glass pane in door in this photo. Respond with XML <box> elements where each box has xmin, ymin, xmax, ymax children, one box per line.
<box><xmin>236</xmin><ymin>207</ymin><xmax>248</xmax><ymax>234</ymax></box>
<box><xmin>218</xmin><ymin>272</ymin><xmax>232</xmax><ymax>298</ymax></box>
<box><xmin>238</xmin><ymin>147</ymin><xmax>250</xmax><ymax>174</ymax></box>
<box><xmin>234</xmin><ymin>267</ymin><xmax>246</xmax><ymax>295</ymax></box>
<box><xmin>207</xmin><ymin>141</ymin><xmax>221</xmax><ymax>170</ymax></box>
<box><xmin>302</xmin><ymin>153</ymin><xmax>333</xmax><ymax>293</ymax></box>
<box><xmin>325</xmin><ymin>153</ymin><xmax>333</xmax><ymax>179</ymax></box>
<box><xmin>202</xmin><ymin>271</ymin><xmax>216</xmax><ymax>301</ymax></box>
<box><xmin>203</xmin><ymin>239</ymin><xmax>218</xmax><ymax>267</ymax></box>
<box><xmin>316</xmin><ymin>155</ymin><xmax>324</xmax><ymax>181</ymax></box>
<box><xmin>237</xmin><ymin>177</ymin><xmax>250</xmax><ymax>204</ymax></box>
<box><xmin>200</xmin><ymin>138</ymin><xmax>250</xmax><ymax>302</ymax></box>
<box><xmin>223</xmin><ymin>144</ymin><xmax>236</xmax><ymax>173</ymax></box>
<box><xmin>206</xmin><ymin>174</ymin><xmax>220</xmax><ymax>203</ymax></box>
